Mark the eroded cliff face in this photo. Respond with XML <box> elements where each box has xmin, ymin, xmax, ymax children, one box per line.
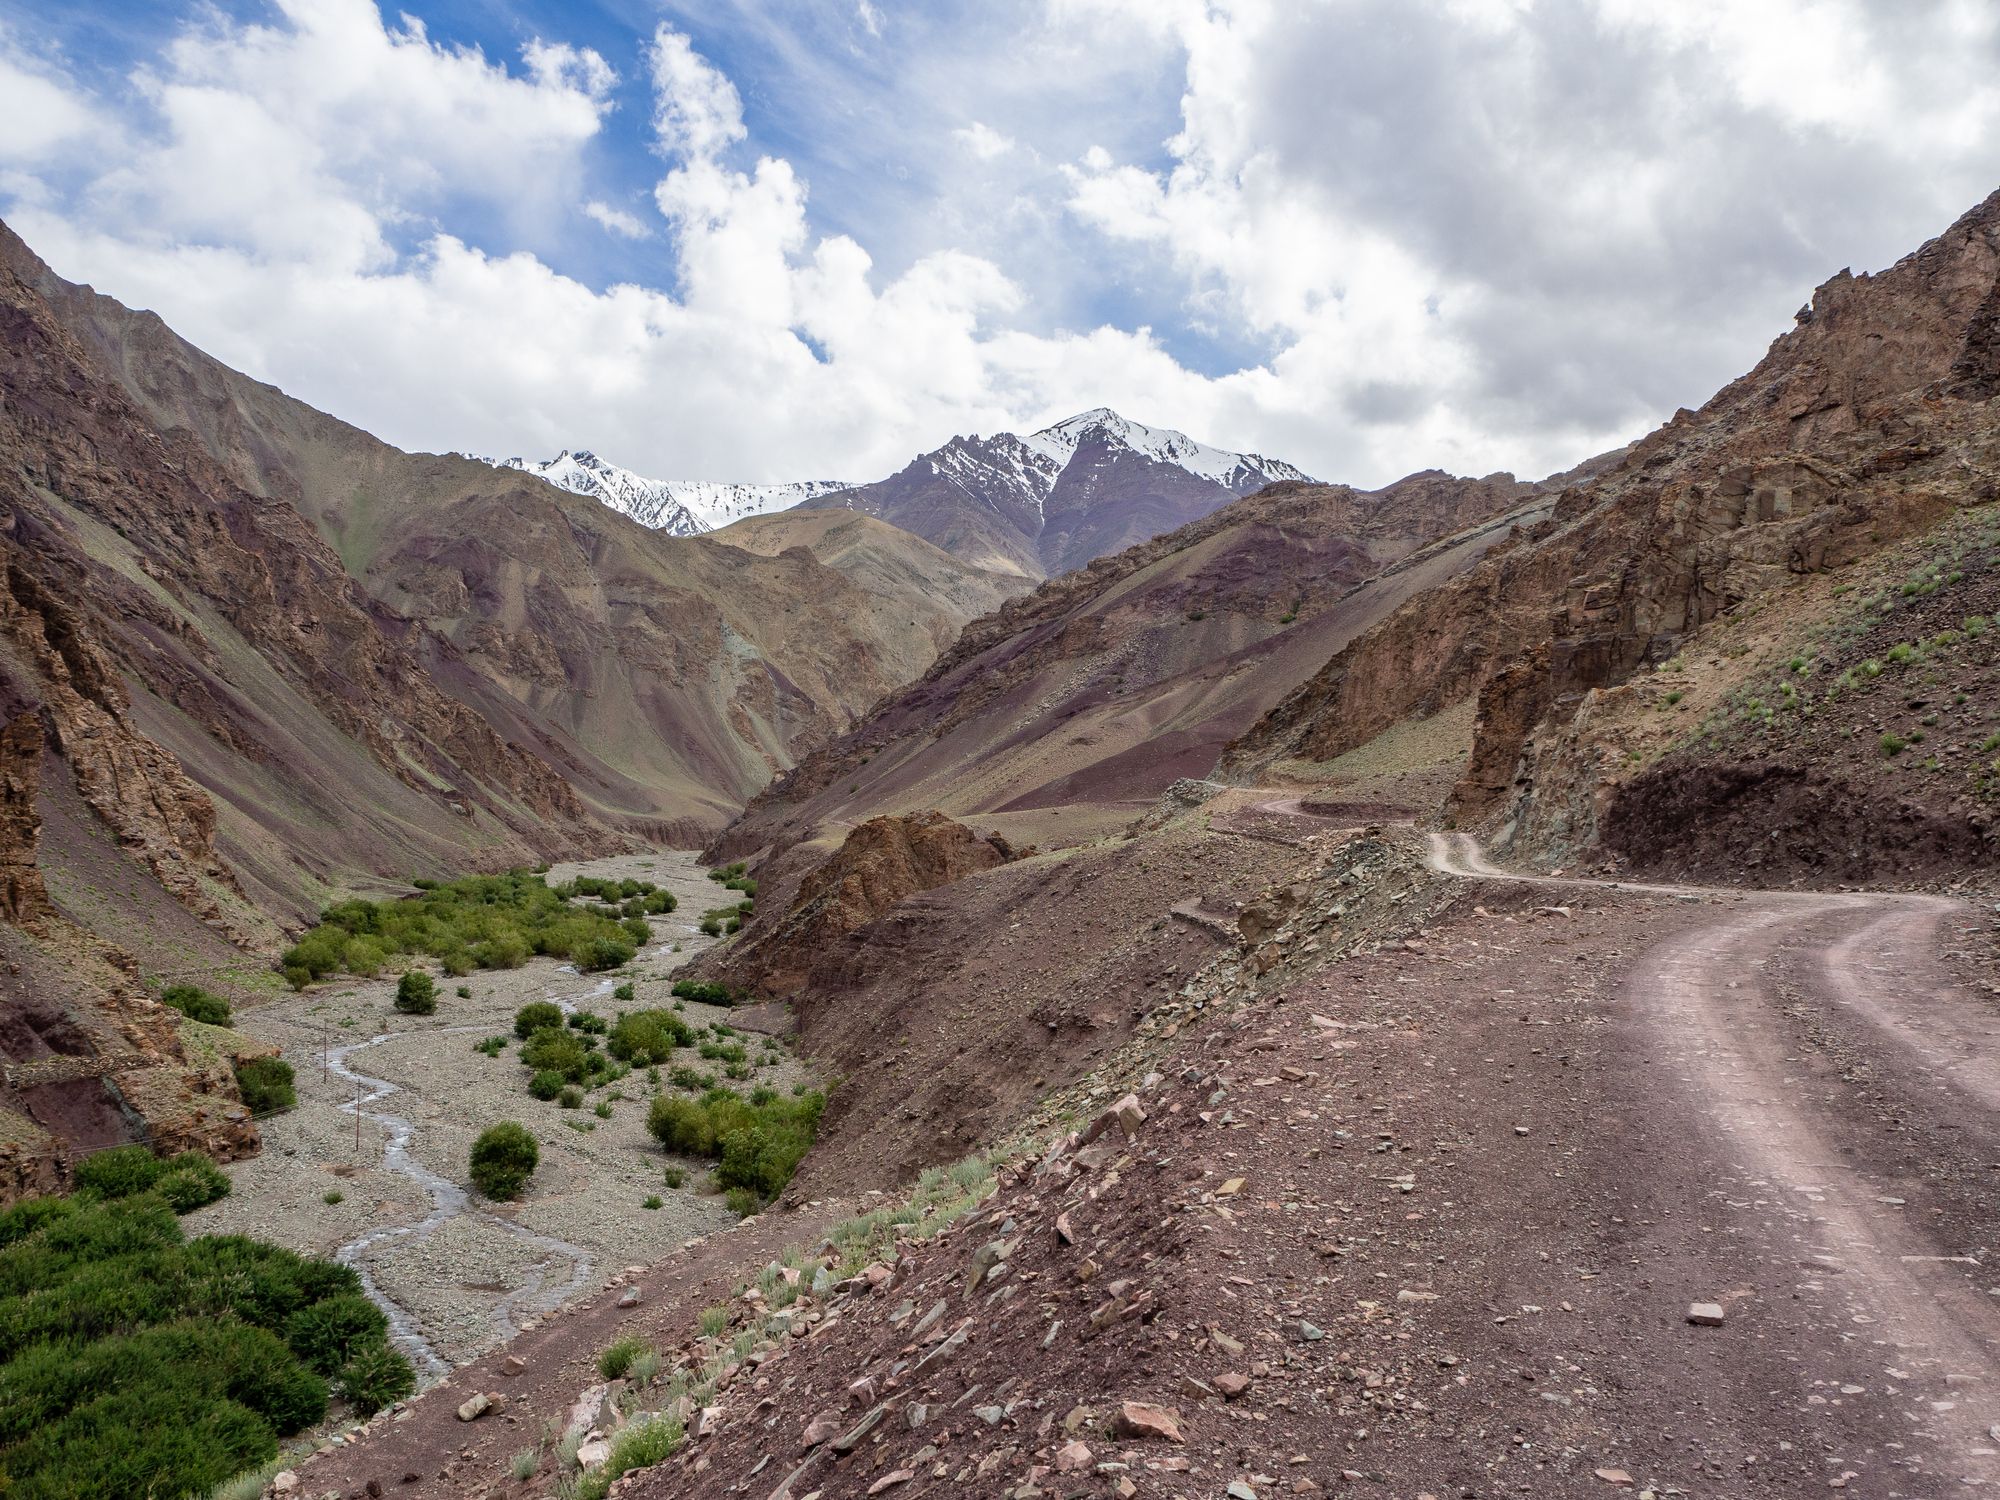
<box><xmin>1224</xmin><ymin>189</ymin><xmax>2000</xmax><ymax>858</ymax></box>
<box><xmin>703</xmin><ymin>811</ymin><xmax>1018</xmax><ymax>999</ymax></box>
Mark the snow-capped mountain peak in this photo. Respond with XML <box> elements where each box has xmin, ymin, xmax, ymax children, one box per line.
<box><xmin>487</xmin><ymin>451</ymin><xmax>851</xmax><ymax>536</ymax></box>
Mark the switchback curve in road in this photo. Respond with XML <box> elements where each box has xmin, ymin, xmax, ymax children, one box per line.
<box><xmin>1424</xmin><ymin>829</ymin><xmax>2000</xmax><ymax>1486</ymax></box>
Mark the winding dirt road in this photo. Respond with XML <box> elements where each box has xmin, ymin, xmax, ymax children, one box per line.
<box><xmin>1426</xmin><ymin>831</ymin><xmax>2000</xmax><ymax>1487</ymax></box>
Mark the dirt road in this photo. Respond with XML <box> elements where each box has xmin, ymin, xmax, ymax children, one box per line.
<box><xmin>1427</xmin><ymin>830</ymin><xmax>2000</xmax><ymax>1489</ymax></box>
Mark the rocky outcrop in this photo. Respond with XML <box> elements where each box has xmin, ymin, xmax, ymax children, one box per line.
<box><xmin>0</xmin><ymin>711</ymin><xmax>48</xmax><ymax>924</ymax></box>
<box><xmin>1225</xmin><ymin>188</ymin><xmax>2000</xmax><ymax>852</ymax></box>
<box><xmin>709</xmin><ymin>811</ymin><xmax>1018</xmax><ymax>998</ymax></box>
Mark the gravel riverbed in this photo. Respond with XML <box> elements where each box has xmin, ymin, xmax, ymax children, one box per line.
<box><xmin>188</xmin><ymin>852</ymin><xmax>805</xmax><ymax>1372</ymax></box>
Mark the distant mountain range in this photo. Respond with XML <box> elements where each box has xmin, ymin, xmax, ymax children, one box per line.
<box><xmin>490</xmin><ymin>409</ymin><xmax>1315</xmax><ymax>580</ymax></box>
<box><xmin>488</xmin><ymin>451</ymin><xmax>851</xmax><ymax>536</ymax></box>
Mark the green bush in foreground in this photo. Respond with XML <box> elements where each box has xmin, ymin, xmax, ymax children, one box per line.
<box><xmin>646</xmin><ymin>1086</ymin><xmax>825</xmax><ymax>1203</ymax></box>
<box><xmin>234</xmin><ymin>1056</ymin><xmax>296</xmax><ymax>1116</ymax></box>
<box><xmin>469</xmin><ymin>1122</ymin><xmax>539</xmax><ymax>1201</ymax></box>
<box><xmin>160</xmin><ymin>984</ymin><xmax>232</xmax><ymax>1027</ymax></box>
<box><xmin>0</xmin><ymin>1193</ymin><xmax>409</xmax><ymax>1499</ymax></box>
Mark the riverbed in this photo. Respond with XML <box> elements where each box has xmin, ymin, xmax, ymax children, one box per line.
<box><xmin>187</xmin><ymin>851</ymin><xmax>803</xmax><ymax>1373</ymax></box>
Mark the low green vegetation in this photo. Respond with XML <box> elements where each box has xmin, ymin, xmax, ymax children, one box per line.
<box><xmin>646</xmin><ymin>1086</ymin><xmax>825</xmax><ymax>1205</ymax></box>
<box><xmin>607</xmin><ymin>1009</ymin><xmax>693</xmax><ymax>1063</ymax></box>
<box><xmin>669</xmin><ymin>979</ymin><xmax>742</xmax><ymax>1006</ymax></box>
<box><xmin>468</xmin><ymin>1121</ymin><xmax>539</xmax><ymax>1201</ymax></box>
<box><xmin>232</xmin><ymin>1056</ymin><xmax>296</xmax><ymax>1116</ymax></box>
<box><xmin>0</xmin><ymin>1164</ymin><xmax>412</xmax><ymax>1499</ymax></box>
<box><xmin>280</xmin><ymin>869</ymin><xmax>666</xmax><ymax>989</ymax></box>
<box><xmin>596</xmin><ymin>1334</ymin><xmax>651</xmax><ymax>1380</ymax></box>
<box><xmin>160</xmin><ymin>984</ymin><xmax>231</xmax><ymax>1026</ymax></box>
<box><xmin>514</xmin><ymin>1001</ymin><xmax>562</xmax><ymax>1037</ymax></box>
<box><xmin>393</xmin><ymin>970</ymin><xmax>436</xmax><ymax>1015</ymax></box>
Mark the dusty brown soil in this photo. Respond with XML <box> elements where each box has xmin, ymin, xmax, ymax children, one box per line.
<box><xmin>298</xmin><ymin>805</ymin><xmax>2000</xmax><ymax>1500</ymax></box>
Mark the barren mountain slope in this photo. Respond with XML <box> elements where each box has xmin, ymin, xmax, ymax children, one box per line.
<box><xmin>1224</xmin><ymin>189</ymin><xmax>2000</xmax><ymax>879</ymax></box>
<box><xmin>710</xmin><ymin>510</ymin><xmax>1028</xmax><ymax>662</ymax></box>
<box><xmin>714</xmin><ymin>472</ymin><xmax>1544</xmax><ymax>862</ymax></box>
<box><xmin>4</xmin><ymin>224</ymin><xmax>1004</xmax><ymax>844</ymax></box>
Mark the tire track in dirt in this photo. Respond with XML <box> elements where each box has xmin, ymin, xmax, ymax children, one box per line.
<box><xmin>1425</xmin><ymin>830</ymin><xmax>2000</xmax><ymax>1486</ymax></box>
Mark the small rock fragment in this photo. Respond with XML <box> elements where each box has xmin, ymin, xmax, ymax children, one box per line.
<box><xmin>1686</xmin><ymin>1302</ymin><xmax>1726</xmax><ymax>1327</ymax></box>
<box><xmin>1111</xmin><ymin>1401</ymin><xmax>1184</xmax><ymax>1443</ymax></box>
<box><xmin>455</xmin><ymin>1393</ymin><xmax>490</xmax><ymax>1423</ymax></box>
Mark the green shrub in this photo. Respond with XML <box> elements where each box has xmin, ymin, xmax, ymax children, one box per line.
<box><xmin>559</xmin><ymin>1087</ymin><xmax>583</xmax><ymax>1110</ymax></box>
<box><xmin>578</xmin><ymin>936</ymin><xmax>636</xmax><ymax>972</ymax></box>
<box><xmin>568</xmin><ymin>1010</ymin><xmax>608</xmax><ymax>1035</ymax></box>
<box><xmin>613</xmin><ymin>981</ymin><xmax>636</xmax><ymax>1003</ymax></box>
<box><xmin>607</xmin><ymin>1010</ymin><xmax>693</xmax><ymax>1064</ymax></box>
<box><xmin>670</xmin><ymin>979</ymin><xmax>736</xmax><ymax>1005</ymax></box>
<box><xmin>394</xmin><ymin>971</ymin><xmax>437</xmax><ymax>1014</ymax></box>
<box><xmin>283</xmin><ymin>1294</ymin><xmax>388</xmax><ymax>1376</ymax></box>
<box><xmin>323</xmin><ymin>1190</ymin><xmax>344</xmax><ymax>1206</ymax></box>
<box><xmin>154</xmin><ymin>1153</ymin><xmax>231</xmax><ymax>1214</ymax></box>
<box><xmin>234</xmin><ymin>1055</ymin><xmax>297</xmax><ymax>1116</ymax></box>
<box><xmin>723</xmin><ymin>1187</ymin><xmax>762</xmax><ymax>1217</ymax></box>
<box><xmin>698</xmin><ymin>916</ymin><xmax>722</xmax><ymax>937</ymax></box>
<box><xmin>161</xmin><ymin>984</ymin><xmax>232</xmax><ymax>1026</ymax></box>
<box><xmin>1881</xmin><ymin>732</ymin><xmax>1908</xmax><ymax>757</ymax></box>
<box><xmin>469</xmin><ymin>1122</ymin><xmax>539</xmax><ymax>1201</ymax></box>
<box><xmin>594</xmin><ymin>1102</ymin><xmax>613</xmax><ymax>1120</ymax></box>
<box><xmin>574</xmin><ymin>1411</ymin><xmax>683</xmax><ymax>1500</ymax></box>
<box><xmin>0</xmin><ymin>1196</ymin><xmax>401</xmax><ymax>1498</ymax></box>
<box><xmin>645</xmin><ymin>1088</ymin><xmax>824</xmax><ymax>1203</ymax></box>
<box><xmin>515</xmin><ymin>1001</ymin><xmax>563</xmax><ymax>1038</ymax></box>
<box><xmin>528</xmin><ymin>1069</ymin><xmax>566</xmax><ymax>1101</ymax></box>
<box><xmin>73</xmin><ymin>1145</ymin><xmax>166</xmax><ymax>1201</ymax></box>
<box><xmin>279</xmin><ymin>869</ymin><xmax>655</xmax><ymax>985</ymax></box>
<box><xmin>339</xmin><ymin>1340</ymin><xmax>415</xmax><ymax>1415</ymax></box>
<box><xmin>662</xmin><ymin>1166</ymin><xmax>686</xmax><ymax>1189</ymax></box>
<box><xmin>597</xmin><ymin>1334</ymin><xmax>650</xmax><ymax>1380</ymax></box>
<box><xmin>669</xmin><ymin>1066</ymin><xmax>714</xmax><ymax>1092</ymax></box>
<box><xmin>642</xmin><ymin>1194</ymin><xmax>663</xmax><ymax>1210</ymax></box>
<box><xmin>521</xmin><ymin>1028</ymin><xmax>588</xmax><ymax>1081</ymax></box>
<box><xmin>473</xmin><ymin>1036</ymin><xmax>508</xmax><ymax>1058</ymax></box>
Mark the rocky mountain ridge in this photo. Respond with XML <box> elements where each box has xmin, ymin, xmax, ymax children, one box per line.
<box><xmin>1222</xmin><ymin>187</ymin><xmax>2000</xmax><ymax>880</ymax></box>
<box><xmin>800</xmin><ymin>408</ymin><xmax>1316</xmax><ymax>580</ymax></box>
<box><xmin>487</xmin><ymin>450</ymin><xmax>851</xmax><ymax>536</ymax></box>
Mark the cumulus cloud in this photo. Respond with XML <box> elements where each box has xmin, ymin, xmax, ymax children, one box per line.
<box><xmin>3</xmin><ymin>0</ymin><xmax>1998</xmax><ymax>489</ymax></box>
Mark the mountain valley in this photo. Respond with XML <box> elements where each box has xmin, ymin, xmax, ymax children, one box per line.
<box><xmin>6</xmin><ymin>174</ymin><xmax>2000</xmax><ymax>1500</ymax></box>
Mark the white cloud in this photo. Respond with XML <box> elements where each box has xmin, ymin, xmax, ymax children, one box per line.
<box><xmin>649</xmin><ymin>27</ymin><xmax>746</xmax><ymax>161</ymax></box>
<box><xmin>856</xmin><ymin>2</ymin><xmax>885</xmax><ymax>40</ymax></box>
<box><xmin>953</xmin><ymin>122</ymin><xmax>1016</xmax><ymax>161</ymax></box>
<box><xmin>3</xmin><ymin>0</ymin><xmax>1998</xmax><ymax>492</ymax></box>
<box><xmin>584</xmin><ymin>200</ymin><xmax>649</xmax><ymax>238</ymax></box>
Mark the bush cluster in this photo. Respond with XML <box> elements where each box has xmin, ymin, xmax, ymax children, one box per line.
<box><xmin>468</xmin><ymin>1122</ymin><xmax>539</xmax><ymax>1201</ymax></box>
<box><xmin>232</xmin><ymin>1056</ymin><xmax>297</xmax><ymax>1117</ymax></box>
<box><xmin>159</xmin><ymin>984</ymin><xmax>231</xmax><ymax>1027</ymax></box>
<box><xmin>279</xmin><ymin>869</ymin><xmax>664</xmax><ymax>989</ymax></box>
<box><xmin>607</xmin><ymin>1010</ymin><xmax>693</xmax><ymax>1065</ymax></box>
<box><xmin>0</xmin><ymin>1186</ymin><xmax>412</xmax><ymax>1498</ymax></box>
<box><xmin>646</xmin><ymin>1086</ymin><xmax>825</xmax><ymax>1203</ymax></box>
<box><xmin>669</xmin><ymin>980</ymin><xmax>740</xmax><ymax>1007</ymax></box>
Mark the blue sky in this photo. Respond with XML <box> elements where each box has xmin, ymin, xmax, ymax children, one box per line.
<box><xmin>3</xmin><ymin>1</ymin><xmax>1998</xmax><ymax>486</ymax></box>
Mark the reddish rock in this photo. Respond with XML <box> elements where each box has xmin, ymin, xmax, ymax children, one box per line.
<box><xmin>1111</xmin><ymin>1401</ymin><xmax>1184</xmax><ymax>1443</ymax></box>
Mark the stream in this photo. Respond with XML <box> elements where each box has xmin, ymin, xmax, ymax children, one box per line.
<box><xmin>315</xmin><ymin>900</ymin><xmax>713</xmax><ymax>1383</ymax></box>
<box><xmin>325</xmin><ymin>1028</ymin><xmax>596</xmax><ymax>1384</ymax></box>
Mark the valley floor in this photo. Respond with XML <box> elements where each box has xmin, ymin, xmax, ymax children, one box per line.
<box><xmin>292</xmin><ymin>810</ymin><xmax>2000</xmax><ymax>1500</ymax></box>
<box><xmin>191</xmin><ymin>852</ymin><xmax>794</xmax><ymax>1373</ymax></box>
